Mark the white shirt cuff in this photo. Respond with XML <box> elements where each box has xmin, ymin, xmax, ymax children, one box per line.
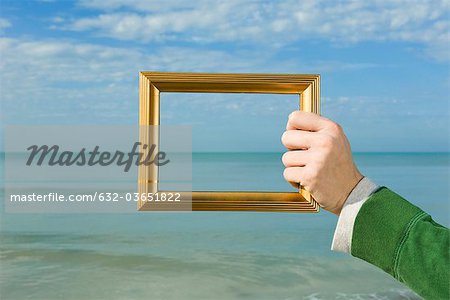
<box><xmin>331</xmin><ymin>177</ymin><xmax>380</xmax><ymax>253</ymax></box>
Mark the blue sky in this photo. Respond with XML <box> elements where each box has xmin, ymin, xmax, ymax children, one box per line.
<box><xmin>0</xmin><ymin>0</ymin><xmax>449</xmax><ymax>152</ymax></box>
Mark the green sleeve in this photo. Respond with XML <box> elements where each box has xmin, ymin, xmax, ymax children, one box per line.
<box><xmin>351</xmin><ymin>187</ymin><xmax>449</xmax><ymax>299</ymax></box>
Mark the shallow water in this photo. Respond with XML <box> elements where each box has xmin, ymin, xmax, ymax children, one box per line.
<box><xmin>1</xmin><ymin>153</ymin><xmax>448</xmax><ymax>299</ymax></box>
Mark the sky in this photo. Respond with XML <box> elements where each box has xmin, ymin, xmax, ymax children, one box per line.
<box><xmin>0</xmin><ymin>0</ymin><xmax>449</xmax><ymax>152</ymax></box>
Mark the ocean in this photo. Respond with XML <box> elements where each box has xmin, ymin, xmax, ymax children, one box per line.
<box><xmin>1</xmin><ymin>153</ymin><xmax>448</xmax><ymax>299</ymax></box>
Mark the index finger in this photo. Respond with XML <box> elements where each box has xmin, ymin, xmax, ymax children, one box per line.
<box><xmin>286</xmin><ymin>111</ymin><xmax>327</xmax><ymax>131</ymax></box>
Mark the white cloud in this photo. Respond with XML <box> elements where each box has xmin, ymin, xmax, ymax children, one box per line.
<box><xmin>0</xmin><ymin>37</ymin><xmax>268</xmax><ymax>88</ymax></box>
<box><xmin>76</xmin><ymin>0</ymin><xmax>210</xmax><ymax>12</ymax></box>
<box><xmin>1</xmin><ymin>34</ymin><xmax>447</xmax><ymax>150</ymax></box>
<box><xmin>55</xmin><ymin>0</ymin><xmax>450</xmax><ymax>61</ymax></box>
<box><xmin>0</xmin><ymin>18</ymin><xmax>11</xmax><ymax>31</ymax></box>
<box><xmin>0</xmin><ymin>35</ymin><xmax>383</xmax><ymax>126</ymax></box>
<box><xmin>0</xmin><ymin>37</ymin><xmax>293</xmax><ymax>123</ymax></box>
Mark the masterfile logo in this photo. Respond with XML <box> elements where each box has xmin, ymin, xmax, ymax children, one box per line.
<box><xmin>26</xmin><ymin>142</ymin><xmax>170</xmax><ymax>172</ymax></box>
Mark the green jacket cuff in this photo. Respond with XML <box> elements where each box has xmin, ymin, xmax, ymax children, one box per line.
<box><xmin>350</xmin><ymin>187</ymin><xmax>449</xmax><ymax>299</ymax></box>
<box><xmin>350</xmin><ymin>187</ymin><xmax>424</xmax><ymax>275</ymax></box>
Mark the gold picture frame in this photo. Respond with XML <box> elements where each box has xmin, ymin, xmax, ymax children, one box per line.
<box><xmin>138</xmin><ymin>72</ymin><xmax>320</xmax><ymax>212</ymax></box>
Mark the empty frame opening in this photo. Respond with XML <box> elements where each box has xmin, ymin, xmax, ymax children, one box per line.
<box><xmin>159</xmin><ymin>92</ymin><xmax>301</xmax><ymax>192</ymax></box>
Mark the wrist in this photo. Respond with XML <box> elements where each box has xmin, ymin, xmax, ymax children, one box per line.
<box><xmin>334</xmin><ymin>170</ymin><xmax>364</xmax><ymax>215</ymax></box>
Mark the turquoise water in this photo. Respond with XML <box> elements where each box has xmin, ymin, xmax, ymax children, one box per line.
<box><xmin>1</xmin><ymin>153</ymin><xmax>448</xmax><ymax>299</ymax></box>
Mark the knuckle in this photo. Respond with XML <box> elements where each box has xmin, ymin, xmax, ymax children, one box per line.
<box><xmin>327</xmin><ymin>120</ymin><xmax>342</xmax><ymax>133</ymax></box>
<box><xmin>283</xmin><ymin>167</ymin><xmax>299</xmax><ymax>182</ymax></box>
<box><xmin>281</xmin><ymin>131</ymin><xmax>289</xmax><ymax>145</ymax></box>
<box><xmin>283</xmin><ymin>168</ymin><xmax>292</xmax><ymax>180</ymax></box>
<box><xmin>289</xmin><ymin>111</ymin><xmax>300</xmax><ymax>120</ymax></box>
<box><xmin>288</xmin><ymin>111</ymin><xmax>304</xmax><ymax>124</ymax></box>
<box><xmin>281</xmin><ymin>152</ymin><xmax>290</xmax><ymax>166</ymax></box>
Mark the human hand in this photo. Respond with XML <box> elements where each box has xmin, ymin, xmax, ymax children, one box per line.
<box><xmin>281</xmin><ymin>111</ymin><xmax>363</xmax><ymax>215</ymax></box>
